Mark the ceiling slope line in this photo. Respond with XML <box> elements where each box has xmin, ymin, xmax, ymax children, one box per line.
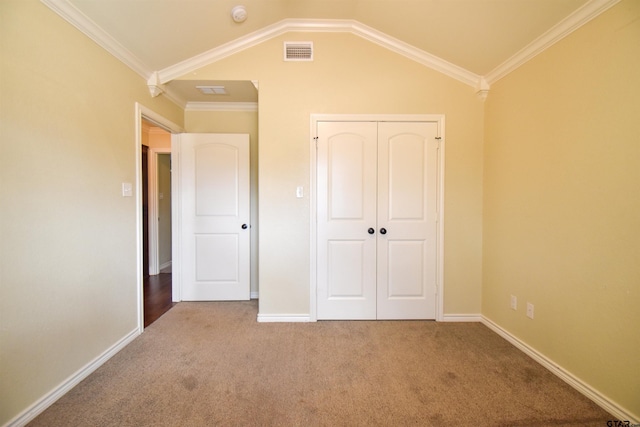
<box><xmin>40</xmin><ymin>0</ymin><xmax>152</xmax><ymax>80</ymax></box>
<box><xmin>485</xmin><ymin>0</ymin><xmax>622</xmax><ymax>85</ymax></box>
<box><xmin>348</xmin><ymin>21</ymin><xmax>482</xmax><ymax>88</ymax></box>
<box><xmin>41</xmin><ymin>0</ymin><xmax>622</xmax><ymax>99</ymax></box>
<box><xmin>156</xmin><ymin>19</ymin><xmax>483</xmax><ymax>89</ymax></box>
<box><xmin>156</xmin><ymin>19</ymin><xmax>295</xmax><ymax>84</ymax></box>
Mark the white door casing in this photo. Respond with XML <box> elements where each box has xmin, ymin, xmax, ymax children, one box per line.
<box><xmin>314</xmin><ymin>116</ymin><xmax>442</xmax><ymax>320</ymax></box>
<box><xmin>136</xmin><ymin>104</ymin><xmax>184</xmax><ymax>332</ymax></box>
<box><xmin>148</xmin><ymin>147</ymin><xmax>171</xmax><ymax>276</ymax></box>
<box><xmin>177</xmin><ymin>133</ymin><xmax>250</xmax><ymax>301</ymax></box>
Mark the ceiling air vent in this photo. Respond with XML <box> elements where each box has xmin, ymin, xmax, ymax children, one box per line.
<box><xmin>284</xmin><ymin>42</ymin><xmax>313</xmax><ymax>61</ymax></box>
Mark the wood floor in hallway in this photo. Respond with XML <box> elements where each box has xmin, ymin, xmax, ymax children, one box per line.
<box><xmin>144</xmin><ymin>273</ymin><xmax>175</xmax><ymax>327</ymax></box>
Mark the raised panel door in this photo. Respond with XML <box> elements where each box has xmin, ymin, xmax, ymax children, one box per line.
<box><xmin>316</xmin><ymin>120</ymin><xmax>438</xmax><ymax>320</ymax></box>
<box><xmin>377</xmin><ymin>122</ymin><xmax>438</xmax><ymax>319</ymax></box>
<box><xmin>179</xmin><ymin>133</ymin><xmax>250</xmax><ymax>301</ymax></box>
<box><xmin>316</xmin><ymin>122</ymin><xmax>378</xmax><ymax>319</ymax></box>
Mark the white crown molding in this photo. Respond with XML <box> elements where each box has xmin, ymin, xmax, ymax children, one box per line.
<box><xmin>40</xmin><ymin>0</ymin><xmax>152</xmax><ymax>80</ymax></box>
<box><xmin>475</xmin><ymin>77</ymin><xmax>490</xmax><ymax>101</ymax></box>
<box><xmin>157</xmin><ymin>19</ymin><xmax>295</xmax><ymax>83</ymax></box>
<box><xmin>185</xmin><ymin>102</ymin><xmax>258</xmax><ymax>112</ymax></box>
<box><xmin>147</xmin><ymin>71</ymin><xmax>165</xmax><ymax>97</ymax></box>
<box><xmin>157</xmin><ymin>19</ymin><xmax>483</xmax><ymax>89</ymax></box>
<box><xmin>348</xmin><ymin>21</ymin><xmax>482</xmax><ymax>89</ymax></box>
<box><xmin>485</xmin><ymin>0</ymin><xmax>622</xmax><ymax>85</ymax></box>
<box><xmin>42</xmin><ymin>0</ymin><xmax>621</xmax><ymax>104</ymax></box>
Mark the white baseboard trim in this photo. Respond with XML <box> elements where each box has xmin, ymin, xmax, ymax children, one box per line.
<box><xmin>257</xmin><ymin>313</ymin><xmax>311</xmax><ymax>323</ymax></box>
<box><xmin>481</xmin><ymin>316</ymin><xmax>638</xmax><ymax>423</ymax></box>
<box><xmin>441</xmin><ymin>314</ymin><xmax>482</xmax><ymax>322</ymax></box>
<box><xmin>159</xmin><ymin>260</ymin><xmax>172</xmax><ymax>271</ymax></box>
<box><xmin>5</xmin><ymin>328</ymin><xmax>140</xmax><ymax>427</ymax></box>
<box><xmin>250</xmin><ymin>291</ymin><xmax>259</xmax><ymax>300</ymax></box>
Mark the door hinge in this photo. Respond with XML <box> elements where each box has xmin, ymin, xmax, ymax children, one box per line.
<box><xmin>314</xmin><ymin>136</ymin><xmax>319</xmax><ymax>149</ymax></box>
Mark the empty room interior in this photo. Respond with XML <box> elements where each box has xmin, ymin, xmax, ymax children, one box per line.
<box><xmin>1</xmin><ymin>0</ymin><xmax>638</xmax><ymax>425</ymax></box>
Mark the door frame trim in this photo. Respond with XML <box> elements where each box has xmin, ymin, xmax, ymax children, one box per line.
<box><xmin>148</xmin><ymin>147</ymin><xmax>171</xmax><ymax>276</ymax></box>
<box><xmin>309</xmin><ymin>114</ymin><xmax>446</xmax><ymax>321</ymax></box>
<box><xmin>135</xmin><ymin>103</ymin><xmax>183</xmax><ymax>332</ymax></box>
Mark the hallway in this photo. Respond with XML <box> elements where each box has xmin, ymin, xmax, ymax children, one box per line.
<box><xmin>143</xmin><ymin>272</ymin><xmax>174</xmax><ymax>327</ymax></box>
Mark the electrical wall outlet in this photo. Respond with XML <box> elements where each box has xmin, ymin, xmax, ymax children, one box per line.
<box><xmin>526</xmin><ymin>302</ymin><xmax>534</xmax><ymax>319</ymax></box>
<box><xmin>510</xmin><ymin>295</ymin><xmax>517</xmax><ymax>310</ymax></box>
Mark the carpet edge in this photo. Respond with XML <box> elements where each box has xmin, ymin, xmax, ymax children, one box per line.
<box><xmin>481</xmin><ymin>315</ymin><xmax>638</xmax><ymax>423</ymax></box>
<box><xmin>4</xmin><ymin>327</ymin><xmax>140</xmax><ymax>427</ymax></box>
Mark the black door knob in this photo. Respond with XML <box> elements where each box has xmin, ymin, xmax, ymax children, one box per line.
<box><xmin>368</xmin><ymin>228</ymin><xmax>375</xmax><ymax>234</ymax></box>
<box><xmin>241</xmin><ymin>224</ymin><xmax>248</xmax><ymax>229</ymax></box>
<box><xmin>380</xmin><ymin>228</ymin><xmax>387</xmax><ymax>235</ymax></box>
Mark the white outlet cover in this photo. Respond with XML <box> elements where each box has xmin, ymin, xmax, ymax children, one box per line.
<box><xmin>526</xmin><ymin>303</ymin><xmax>534</xmax><ymax>319</ymax></box>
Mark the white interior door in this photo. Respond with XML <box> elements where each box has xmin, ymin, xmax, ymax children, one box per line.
<box><xmin>316</xmin><ymin>121</ymin><xmax>438</xmax><ymax>320</ymax></box>
<box><xmin>178</xmin><ymin>133</ymin><xmax>250</xmax><ymax>301</ymax></box>
<box><xmin>376</xmin><ymin>122</ymin><xmax>438</xmax><ymax>319</ymax></box>
<box><xmin>316</xmin><ymin>122</ymin><xmax>378</xmax><ymax>319</ymax></box>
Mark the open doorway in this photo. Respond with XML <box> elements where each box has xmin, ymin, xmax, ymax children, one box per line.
<box><xmin>135</xmin><ymin>103</ymin><xmax>183</xmax><ymax>332</ymax></box>
<box><xmin>142</xmin><ymin>118</ymin><xmax>174</xmax><ymax>327</ymax></box>
<box><xmin>134</xmin><ymin>80</ymin><xmax>258</xmax><ymax>329</ymax></box>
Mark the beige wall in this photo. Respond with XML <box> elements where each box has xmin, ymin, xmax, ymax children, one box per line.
<box><xmin>158</xmin><ymin>154</ymin><xmax>172</xmax><ymax>266</ymax></box>
<box><xmin>483</xmin><ymin>0</ymin><xmax>640</xmax><ymax>418</ymax></box>
<box><xmin>178</xmin><ymin>32</ymin><xmax>485</xmax><ymax>317</ymax></box>
<box><xmin>146</xmin><ymin>127</ymin><xmax>172</xmax><ymax>268</ymax></box>
<box><xmin>0</xmin><ymin>1</ymin><xmax>183</xmax><ymax>424</ymax></box>
<box><xmin>147</xmin><ymin>126</ymin><xmax>172</xmax><ymax>150</ymax></box>
<box><xmin>6</xmin><ymin>0</ymin><xmax>636</xmax><ymax>423</ymax></box>
<box><xmin>185</xmin><ymin>110</ymin><xmax>260</xmax><ymax>295</ymax></box>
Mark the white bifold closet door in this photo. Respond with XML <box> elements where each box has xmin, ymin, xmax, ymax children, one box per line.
<box><xmin>317</xmin><ymin>121</ymin><xmax>438</xmax><ymax>320</ymax></box>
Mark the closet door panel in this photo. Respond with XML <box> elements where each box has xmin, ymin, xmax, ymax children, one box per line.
<box><xmin>377</xmin><ymin>122</ymin><xmax>438</xmax><ymax>319</ymax></box>
<box><xmin>316</xmin><ymin>120</ymin><xmax>439</xmax><ymax>320</ymax></box>
<box><xmin>317</xmin><ymin>121</ymin><xmax>378</xmax><ymax>320</ymax></box>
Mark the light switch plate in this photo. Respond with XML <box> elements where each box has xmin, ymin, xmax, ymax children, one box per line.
<box><xmin>122</xmin><ymin>182</ymin><xmax>133</xmax><ymax>197</ymax></box>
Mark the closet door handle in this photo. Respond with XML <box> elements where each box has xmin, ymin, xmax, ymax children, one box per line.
<box><xmin>241</xmin><ymin>224</ymin><xmax>248</xmax><ymax>229</ymax></box>
<box><xmin>368</xmin><ymin>228</ymin><xmax>375</xmax><ymax>235</ymax></box>
<box><xmin>380</xmin><ymin>228</ymin><xmax>387</xmax><ymax>235</ymax></box>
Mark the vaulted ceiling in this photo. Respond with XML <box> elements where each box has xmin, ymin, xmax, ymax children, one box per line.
<box><xmin>43</xmin><ymin>0</ymin><xmax>619</xmax><ymax>104</ymax></box>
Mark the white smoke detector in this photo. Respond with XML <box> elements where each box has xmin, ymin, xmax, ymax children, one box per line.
<box><xmin>231</xmin><ymin>5</ymin><xmax>247</xmax><ymax>23</ymax></box>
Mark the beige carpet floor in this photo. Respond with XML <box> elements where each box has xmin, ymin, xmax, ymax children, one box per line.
<box><xmin>30</xmin><ymin>301</ymin><xmax>613</xmax><ymax>426</ymax></box>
